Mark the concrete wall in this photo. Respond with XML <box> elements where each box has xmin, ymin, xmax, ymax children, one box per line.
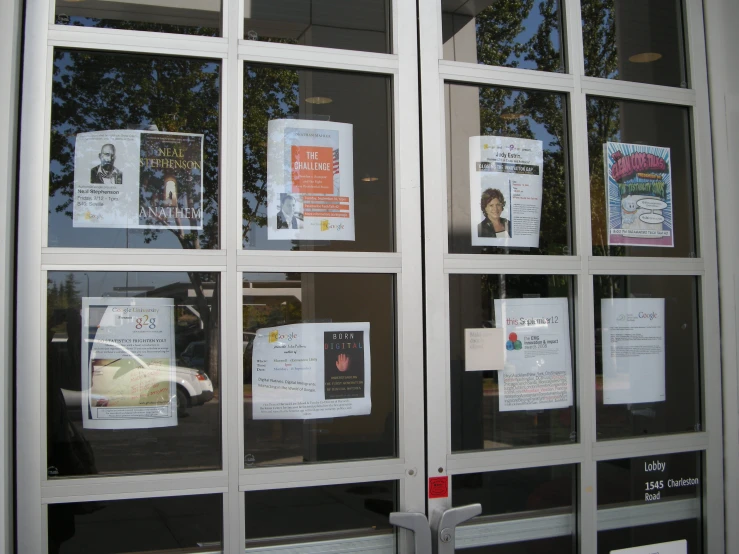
<box><xmin>704</xmin><ymin>0</ymin><xmax>739</xmax><ymax>550</ymax></box>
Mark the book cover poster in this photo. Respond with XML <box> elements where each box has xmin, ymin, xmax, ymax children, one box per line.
<box><xmin>470</xmin><ymin>136</ymin><xmax>543</xmax><ymax>248</ymax></box>
<box><xmin>324</xmin><ymin>330</ymin><xmax>365</xmax><ymax>399</ymax></box>
<box><xmin>494</xmin><ymin>298</ymin><xmax>573</xmax><ymax>411</ymax></box>
<box><xmin>81</xmin><ymin>297</ymin><xmax>177</xmax><ymax>430</ymax></box>
<box><xmin>605</xmin><ymin>142</ymin><xmax>673</xmax><ymax>247</ymax></box>
<box><xmin>266</xmin><ymin>119</ymin><xmax>354</xmax><ymax>241</ymax></box>
<box><xmin>73</xmin><ymin>130</ymin><xmax>203</xmax><ymax>230</ymax></box>
<box><xmin>251</xmin><ymin>322</ymin><xmax>371</xmax><ymax>420</ymax></box>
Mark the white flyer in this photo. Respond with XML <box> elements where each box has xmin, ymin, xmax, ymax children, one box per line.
<box><xmin>252</xmin><ymin>323</ymin><xmax>371</xmax><ymax>420</ymax></box>
<box><xmin>81</xmin><ymin>297</ymin><xmax>177</xmax><ymax>430</ymax></box>
<box><xmin>470</xmin><ymin>136</ymin><xmax>544</xmax><ymax>248</ymax></box>
<box><xmin>266</xmin><ymin>119</ymin><xmax>354</xmax><ymax>241</ymax></box>
<box><xmin>464</xmin><ymin>328</ymin><xmax>505</xmax><ymax>371</ymax></box>
<box><xmin>494</xmin><ymin>298</ymin><xmax>573</xmax><ymax>411</ymax></box>
<box><xmin>601</xmin><ymin>298</ymin><xmax>666</xmax><ymax>405</ymax></box>
<box><xmin>73</xmin><ymin>130</ymin><xmax>204</xmax><ymax>230</ymax></box>
<box><xmin>611</xmin><ymin>539</ymin><xmax>687</xmax><ymax>554</ymax></box>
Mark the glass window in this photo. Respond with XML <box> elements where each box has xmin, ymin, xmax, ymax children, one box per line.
<box><xmin>446</xmin><ymin>84</ymin><xmax>572</xmax><ymax>256</ymax></box>
<box><xmin>54</xmin><ymin>0</ymin><xmax>221</xmax><ymax>36</ymax></box>
<box><xmin>243</xmin><ymin>0</ymin><xmax>391</xmax><ymax>54</ymax></box>
<box><xmin>594</xmin><ymin>275</ymin><xmax>701</xmax><ymax>439</ymax></box>
<box><xmin>244</xmin><ymin>482</ymin><xmax>396</xmax><ymax>547</ymax></box>
<box><xmin>597</xmin><ymin>452</ymin><xmax>702</xmax><ymax>553</ymax></box>
<box><xmin>582</xmin><ymin>0</ymin><xmax>687</xmax><ymax>88</ymax></box>
<box><xmin>587</xmin><ymin>97</ymin><xmax>695</xmax><ymax>257</ymax></box>
<box><xmin>243</xmin><ymin>273</ymin><xmax>396</xmax><ymax>467</ymax></box>
<box><xmin>48</xmin><ymin>494</ymin><xmax>222</xmax><ymax>553</ymax></box>
<box><xmin>47</xmin><ymin>271</ymin><xmax>221</xmax><ymax>477</ymax></box>
<box><xmin>243</xmin><ymin>65</ymin><xmax>394</xmax><ymax>252</ymax></box>
<box><xmin>49</xmin><ymin>50</ymin><xmax>220</xmax><ymax>250</ymax></box>
<box><xmin>441</xmin><ymin>0</ymin><xmax>565</xmax><ymax>73</ymax></box>
<box><xmin>449</xmin><ymin>274</ymin><xmax>576</xmax><ymax>452</ymax></box>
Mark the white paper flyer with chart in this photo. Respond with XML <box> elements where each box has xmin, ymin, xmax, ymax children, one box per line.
<box><xmin>604</xmin><ymin>142</ymin><xmax>673</xmax><ymax>247</ymax></box>
<box><xmin>601</xmin><ymin>298</ymin><xmax>666</xmax><ymax>405</ymax></box>
<box><xmin>73</xmin><ymin>130</ymin><xmax>204</xmax><ymax>230</ymax></box>
<box><xmin>266</xmin><ymin>119</ymin><xmax>354</xmax><ymax>241</ymax></box>
<box><xmin>81</xmin><ymin>297</ymin><xmax>177</xmax><ymax>430</ymax></box>
<box><xmin>494</xmin><ymin>298</ymin><xmax>573</xmax><ymax>411</ymax></box>
<box><xmin>252</xmin><ymin>322</ymin><xmax>371</xmax><ymax>420</ymax></box>
<box><xmin>470</xmin><ymin>136</ymin><xmax>544</xmax><ymax>248</ymax></box>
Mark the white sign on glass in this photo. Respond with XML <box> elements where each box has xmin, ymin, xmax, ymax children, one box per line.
<box><xmin>464</xmin><ymin>328</ymin><xmax>505</xmax><ymax>371</ymax></box>
<box><xmin>611</xmin><ymin>539</ymin><xmax>687</xmax><ymax>554</ymax></box>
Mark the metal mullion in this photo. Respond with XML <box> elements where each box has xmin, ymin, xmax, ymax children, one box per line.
<box><xmin>439</xmin><ymin>60</ymin><xmax>575</xmax><ymax>93</ymax></box>
<box><xmin>238</xmin><ymin>41</ymin><xmax>398</xmax><ymax>75</ymax></box>
<box><xmin>41</xmin><ymin>250</ymin><xmax>228</xmax><ymax>268</ymax></box>
<box><xmin>683</xmin><ymin>2</ymin><xmax>725</xmax><ymax>552</ymax></box>
<box><xmin>239</xmin><ymin>461</ymin><xmax>407</xmax><ymax>490</ymax></box>
<box><xmin>443</xmin><ymin>256</ymin><xmax>582</xmax><ymax>274</ymax></box>
<box><xmin>237</xmin><ymin>252</ymin><xmax>402</xmax><ymax>273</ymax></box>
<box><xmin>446</xmin><ymin>444</ymin><xmax>583</xmax><ymax>475</ymax></box>
<box><xmin>593</xmin><ymin>433</ymin><xmax>709</xmax><ymax>462</ymax></box>
<box><xmin>581</xmin><ymin>77</ymin><xmax>696</xmax><ymax>107</ymax></box>
<box><xmin>40</xmin><ymin>45</ymin><xmax>54</xmax><ymax>248</ymax></box>
<box><xmin>47</xmin><ymin>27</ymin><xmax>229</xmax><ymax>59</ymax></box>
<box><xmin>42</xmin><ymin>474</ymin><xmax>229</xmax><ymax>502</ymax></box>
<box><xmin>587</xmin><ymin>260</ymin><xmax>704</xmax><ymax>275</ymax></box>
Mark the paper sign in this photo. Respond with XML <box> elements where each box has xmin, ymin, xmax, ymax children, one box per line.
<box><xmin>464</xmin><ymin>328</ymin><xmax>504</xmax><ymax>371</ymax></box>
<box><xmin>611</xmin><ymin>539</ymin><xmax>687</xmax><ymax>554</ymax></box>
<box><xmin>81</xmin><ymin>297</ymin><xmax>177</xmax><ymax>430</ymax></box>
<box><xmin>73</xmin><ymin>130</ymin><xmax>204</xmax><ymax>230</ymax></box>
<box><xmin>601</xmin><ymin>298</ymin><xmax>666</xmax><ymax>405</ymax></box>
<box><xmin>494</xmin><ymin>298</ymin><xmax>573</xmax><ymax>411</ymax></box>
<box><xmin>428</xmin><ymin>477</ymin><xmax>449</xmax><ymax>499</ymax></box>
<box><xmin>252</xmin><ymin>323</ymin><xmax>370</xmax><ymax>419</ymax></box>
<box><xmin>605</xmin><ymin>142</ymin><xmax>674</xmax><ymax>247</ymax></box>
<box><xmin>267</xmin><ymin>119</ymin><xmax>355</xmax><ymax>241</ymax></box>
<box><xmin>470</xmin><ymin>136</ymin><xmax>544</xmax><ymax>248</ymax></box>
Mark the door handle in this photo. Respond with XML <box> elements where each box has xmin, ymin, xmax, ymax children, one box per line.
<box><xmin>430</xmin><ymin>503</ymin><xmax>482</xmax><ymax>554</ymax></box>
<box><xmin>389</xmin><ymin>511</ymin><xmax>433</xmax><ymax>554</ymax></box>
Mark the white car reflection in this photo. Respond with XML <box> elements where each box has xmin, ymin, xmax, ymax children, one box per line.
<box><xmin>61</xmin><ymin>339</ymin><xmax>214</xmax><ymax>417</ymax></box>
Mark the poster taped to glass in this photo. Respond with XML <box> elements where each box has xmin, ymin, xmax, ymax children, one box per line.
<box><xmin>251</xmin><ymin>322</ymin><xmax>370</xmax><ymax>419</ymax></box>
<box><xmin>266</xmin><ymin>119</ymin><xmax>355</xmax><ymax>241</ymax></box>
<box><xmin>81</xmin><ymin>297</ymin><xmax>177</xmax><ymax>430</ymax></box>
<box><xmin>604</xmin><ymin>142</ymin><xmax>674</xmax><ymax>247</ymax></box>
<box><xmin>73</xmin><ymin>130</ymin><xmax>204</xmax><ymax>230</ymax></box>
<box><xmin>470</xmin><ymin>136</ymin><xmax>543</xmax><ymax>248</ymax></box>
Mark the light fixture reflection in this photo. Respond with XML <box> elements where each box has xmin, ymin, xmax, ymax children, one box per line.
<box><xmin>361</xmin><ymin>176</ymin><xmax>379</xmax><ymax>182</ymax></box>
<box><xmin>306</xmin><ymin>96</ymin><xmax>333</xmax><ymax>105</ymax></box>
<box><xmin>628</xmin><ymin>52</ymin><xmax>663</xmax><ymax>63</ymax></box>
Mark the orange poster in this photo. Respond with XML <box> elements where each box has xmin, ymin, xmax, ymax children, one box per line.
<box><xmin>291</xmin><ymin>146</ymin><xmax>333</xmax><ymax>194</ymax></box>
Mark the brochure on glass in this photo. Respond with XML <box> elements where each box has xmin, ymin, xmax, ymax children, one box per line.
<box><xmin>266</xmin><ymin>119</ymin><xmax>355</xmax><ymax>241</ymax></box>
<box><xmin>469</xmin><ymin>136</ymin><xmax>544</xmax><ymax>248</ymax></box>
<box><xmin>251</xmin><ymin>322</ymin><xmax>370</xmax><ymax>419</ymax></box>
<box><xmin>73</xmin><ymin>130</ymin><xmax>204</xmax><ymax>230</ymax></box>
<box><xmin>604</xmin><ymin>142</ymin><xmax>673</xmax><ymax>247</ymax></box>
<box><xmin>81</xmin><ymin>297</ymin><xmax>177</xmax><ymax>430</ymax></box>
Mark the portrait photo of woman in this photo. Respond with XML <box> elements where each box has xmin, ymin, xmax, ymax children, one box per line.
<box><xmin>478</xmin><ymin>187</ymin><xmax>512</xmax><ymax>238</ymax></box>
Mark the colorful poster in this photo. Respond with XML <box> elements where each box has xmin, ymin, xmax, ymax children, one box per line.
<box><xmin>81</xmin><ymin>297</ymin><xmax>177</xmax><ymax>430</ymax></box>
<box><xmin>494</xmin><ymin>298</ymin><xmax>573</xmax><ymax>411</ymax></box>
<box><xmin>267</xmin><ymin>119</ymin><xmax>354</xmax><ymax>241</ymax></box>
<box><xmin>470</xmin><ymin>136</ymin><xmax>544</xmax><ymax>248</ymax></box>
<box><xmin>601</xmin><ymin>298</ymin><xmax>666</xmax><ymax>405</ymax></box>
<box><xmin>251</xmin><ymin>323</ymin><xmax>370</xmax><ymax>419</ymax></box>
<box><xmin>73</xmin><ymin>130</ymin><xmax>204</xmax><ymax>230</ymax></box>
<box><xmin>604</xmin><ymin>142</ymin><xmax>673</xmax><ymax>247</ymax></box>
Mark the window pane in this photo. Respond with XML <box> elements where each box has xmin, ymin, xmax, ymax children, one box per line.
<box><xmin>597</xmin><ymin>452</ymin><xmax>702</xmax><ymax>553</ymax></box>
<box><xmin>587</xmin><ymin>97</ymin><xmax>695</xmax><ymax>257</ymax></box>
<box><xmin>47</xmin><ymin>272</ymin><xmax>221</xmax><ymax>477</ymax></box>
<box><xmin>449</xmin><ymin>275</ymin><xmax>576</xmax><ymax>452</ymax></box>
<box><xmin>594</xmin><ymin>276</ymin><xmax>701</xmax><ymax>439</ymax></box>
<box><xmin>243</xmin><ymin>273</ymin><xmax>396</xmax><ymax>467</ymax></box>
<box><xmin>583</xmin><ymin>0</ymin><xmax>687</xmax><ymax>88</ymax></box>
<box><xmin>442</xmin><ymin>0</ymin><xmax>565</xmax><ymax>73</ymax></box>
<box><xmin>243</xmin><ymin>0</ymin><xmax>391</xmax><ymax>54</ymax></box>
<box><xmin>244</xmin><ymin>482</ymin><xmax>396</xmax><ymax>547</ymax></box>
<box><xmin>55</xmin><ymin>0</ymin><xmax>221</xmax><ymax>36</ymax></box>
<box><xmin>50</xmin><ymin>50</ymin><xmax>220</xmax><ymax>250</ymax></box>
<box><xmin>48</xmin><ymin>494</ymin><xmax>222</xmax><ymax>553</ymax></box>
<box><xmin>243</xmin><ymin>65</ymin><xmax>394</xmax><ymax>252</ymax></box>
<box><xmin>446</xmin><ymin>84</ymin><xmax>572</xmax><ymax>256</ymax></box>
